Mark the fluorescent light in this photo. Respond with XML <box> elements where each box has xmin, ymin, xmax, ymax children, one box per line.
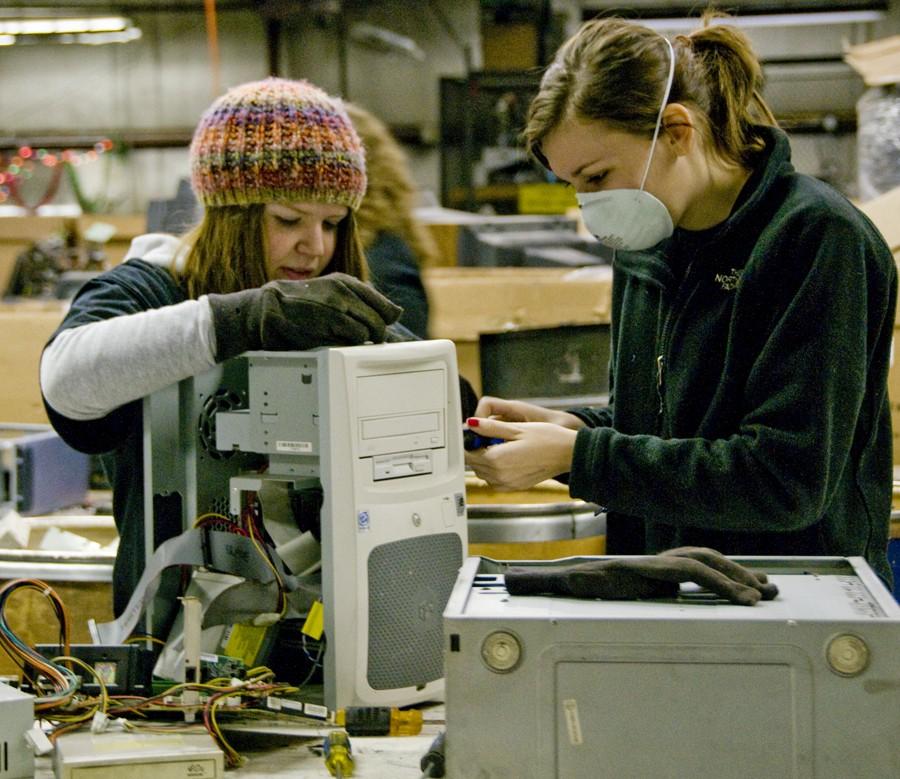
<box><xmin>641</xmin><ymin>10</ymin><xmax>884</xmax><ymax>32</ymax></box>
<box><xmin>0</xmin><ymin>14</ymin><xmax>141</xmax><ymax>45</ymax></box>
<box><xmin>0</xmin><ymin>16</ymin><xmax>130</xmax><ymax>36</ymax></box>
<box><xmin>58</xmin><ymin>17</ymin><xmax>129</xmax><ymax>34</ymax></box>
<box><xmin>8</xmin><ymin>21</ymin><xmax>51</xmax><ymax>34</ymax></box>
<box><xmin>64</xmin><ymin>28</ymin><xmax>143</xmax><ymax>46</ymax></box>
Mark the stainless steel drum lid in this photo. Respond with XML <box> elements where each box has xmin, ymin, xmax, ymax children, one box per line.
<box><xmin>0</xmin><ymin>548</ymin><xmax>113</xmax><ymax>581</ymax></box>
<box><xmin>467</xmin><ymin>502</ymin><xmax>605</xmax><ymax>544</ymax></box>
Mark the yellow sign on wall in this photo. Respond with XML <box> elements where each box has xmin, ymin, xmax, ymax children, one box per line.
<box><xmin>517</xmin><ymin>182</ymin><xmax>577</xmax><ymax>214</ymax></box>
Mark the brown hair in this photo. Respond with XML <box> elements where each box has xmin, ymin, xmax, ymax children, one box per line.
<box><xmin>344</xmin><ymin>102</ymin><xmax>439</xmax><ymax>268</ymax></box>
<box><xmin>524</xmin><ymin>12</ymin><xmax>777</xmax><ymax>169</ymax></box>
<box><xmin>179</xmin><ymin>204</ymin><xmax>368</xmax><ymax>298</ymax></box>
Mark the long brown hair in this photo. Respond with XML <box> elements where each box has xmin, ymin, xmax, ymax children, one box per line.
<box><xmin>344</xmin><ymin>103</ymin><xmax>439</xmax><ymax>268</ymax></box>
<box><xmin>179</xmin><ymin>204</ymin><xmax>368</xmax><ymax>298</ymax></box>
<box><xmin>525</xmin><ymin>13</ymin><xmax>777</xmax><ymax>170</ymax></box>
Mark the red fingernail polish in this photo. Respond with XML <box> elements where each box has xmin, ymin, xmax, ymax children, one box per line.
<box><xmin>467</xmin><ymin>417</ymin><xmax>480</xmax><ymax>428</ymax></box>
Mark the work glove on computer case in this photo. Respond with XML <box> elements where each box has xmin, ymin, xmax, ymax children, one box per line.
<box><xmin>208</xmin><ymin>273</ymin><xmax>403</xmax><ymax>362</ymax></box>
<box><xmin>503</xmin><ymin>546</ymin><xmax>779</xmax><ymax>606</ymax></box>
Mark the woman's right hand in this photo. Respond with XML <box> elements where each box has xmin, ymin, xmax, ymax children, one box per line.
<box><xmin>207</xmin><ymin>273</ymin><xmax>403</xmax><ymax>362</ymax></box>
<box><xmin>473</xmin><ymin>396</ymin><xmax>586</xmax><ymax>431</ymax></box>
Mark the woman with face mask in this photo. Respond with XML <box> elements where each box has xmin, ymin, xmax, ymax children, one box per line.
<box><xmin>465</xmin><ymin>15</ymin><xmax>897</xmax><ymax>586</ymax></box>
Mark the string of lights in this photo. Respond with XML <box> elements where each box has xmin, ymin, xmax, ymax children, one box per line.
<box><xmin>0</xmin><ymin>139</ymin><xmax>115</xmax><ymax>207</ymax></box>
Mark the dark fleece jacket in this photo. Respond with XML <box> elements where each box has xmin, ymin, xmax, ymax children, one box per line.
<box><xmin>567</xmin><ymin>126</ymin><xmax>896</xmax><ymax>585</ymax></box>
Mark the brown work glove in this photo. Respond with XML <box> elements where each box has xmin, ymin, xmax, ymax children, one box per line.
<box><xmin>208</xmin><ymin>273</ymin><xmax>403</xmax><ymax>362</ymax></box>
<box><xmin>504</xmin><ymin>547</ymin><xmax>779</xmax><ymax>606</ymax></box>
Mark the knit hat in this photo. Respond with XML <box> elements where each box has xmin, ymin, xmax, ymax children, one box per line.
<box><xmin>189</xmin><ymin>78</ymin><xmax>367</xmax><ymax>210</ymax></box>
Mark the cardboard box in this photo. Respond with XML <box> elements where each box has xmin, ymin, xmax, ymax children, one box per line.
<box><xmin>482</xmin><ymin>21</ymin><xmax>538</xmax><ymax>71</ymax></box>
<box><xmin>0</xmin><ymin>215</ymin><xmax>71</xmax><ymax>242</ymax></box>
<box><xmin>859</xmin><ymin>185</ymin><xmax>900</xmax><ymax>260</ymax></box>
<box><xmin>844</xmin><ymin>35</ymin><xmax>900</xmax><ymax>87</ymax></box>
<box><xmin>424</xmin><ymin>266</ymin><xmax>613</xmax><ymax>340</ymax></box>
<box><xmin>423</xmin><ymin>266</ymin><xmax>613</xmax><ymax>394</ymax></box>
<box><xmin>0</xmin><ymin>301</ymin><xmax>68</xmax><ymax>423</ymax></box>
<box><xmin>423</xmin><ymin>222</ymin><xmax>462</xmax><ymax>268</ymax></box>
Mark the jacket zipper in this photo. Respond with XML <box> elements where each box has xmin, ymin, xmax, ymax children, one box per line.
<box><xmin>656</xmin><ymin>354</ymin><xmax>665</xmax><ymax>416</ymax></box>
<box><xmin>656</xmin><ymin>260</ymin><xmax>696</xmax><ymax>435</ymax></box>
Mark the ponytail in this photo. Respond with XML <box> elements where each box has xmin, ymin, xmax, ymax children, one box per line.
<box><xmin>681</xmin><ymin>13</ymin><xmax>777</xmax><ymax>166</ymax></box>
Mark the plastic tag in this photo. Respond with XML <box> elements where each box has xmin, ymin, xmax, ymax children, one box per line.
<box><xmin>302</xmin><ymin>600</ymin><xmax>325</xmax><ymax>640</ymax></box>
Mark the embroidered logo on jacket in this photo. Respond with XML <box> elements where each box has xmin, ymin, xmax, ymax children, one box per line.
<box><xmin>714</xmin><ymin>268</ymin><xmax>742</xmax><ymax>291</ymax></box>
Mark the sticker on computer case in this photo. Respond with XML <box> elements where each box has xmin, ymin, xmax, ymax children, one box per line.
<box><xmin>563</xmin><ymin>699</ymin><xmax>583</xmax><ymax>745</ymax></box>
<box><xmin>358</xmin><ymin>510</ymin><xmax>370</xmax><ymax>531</ymax></box>
<box><xmin>276</xmin><ymin>440</ymin><xmax>312</xmax><ymax>453</ymax></box>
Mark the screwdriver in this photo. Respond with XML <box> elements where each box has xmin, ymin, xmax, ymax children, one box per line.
<box><xmin>334</xmin><ymin>706</ymin><xmax>423</xmax><ymax>736</ymax></box>
<box><xmin>323</xmin><ymin>729</ymin><xmax>354</xmax><ymax>777</ymax></box>
<box><xmin>462</xmin><ymin>427</ymin><xmax>505</xmax><ymax>451</ymax></box>
<box><xmin>419</xmin><ymin>731</ymin><xmax>446</xmax><ymax>778</ymax></box>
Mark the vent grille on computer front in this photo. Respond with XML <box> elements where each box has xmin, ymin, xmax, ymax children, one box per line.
<box><xmin>367</xmin><ymin>533</ymin><xmax>463</xmax><ymax>690</ymax></box>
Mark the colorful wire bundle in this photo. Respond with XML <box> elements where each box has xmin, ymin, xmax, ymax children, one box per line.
<box><xmin>0</xmin><ymin>580</ymin><xmax>302</xmax><ymax>763</ymax></box>
<box><xmin>0</xmin><ymin>492</ymin><xmax>314</xmax><ymax>762</ymax></box>
<box><xmin>192</xmin><ymin>494</ymin><xmax>289</xmax><ymax>617</ymax></box>
<box><xmin>0</xmin><ymin>578</ymin><xmax>79</xmax><ymax>712</ymax></box>
<box><xmin>192</xmin><ymin>511</ymin><xmax>249</xmax><ymax>536</ymax></box>
<box><xmin>242</xmin><ymin>492</ymin><xmax>288</xmax><ymax>619</ymax></box>
<box><xmin>105</xmin><ymin>667</ymin><xmax>299</xmax><ymax>767</ymax></box>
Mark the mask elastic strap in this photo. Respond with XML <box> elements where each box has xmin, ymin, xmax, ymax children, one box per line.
<box><xmin>638</xmin><ymin>36</ymin><xmax>676</xmax><ymax>192</ymax></box>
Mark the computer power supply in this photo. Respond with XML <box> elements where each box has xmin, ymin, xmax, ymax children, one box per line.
<box><xmin>54</xmin><ymin>730</ymin><xmax>224</xmax><ymax>779</ymax></box>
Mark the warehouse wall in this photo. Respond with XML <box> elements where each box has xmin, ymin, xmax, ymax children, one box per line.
<box><xmin>0</xmin><ymin>1</ymin><xmax>898</xmax><ymax>214</ymax></box>
<box><xmin>0</xmin><ymin>1</ymin><xmax>480</xmax><ymax>214</ymax></box>
<box><xmin>278</xmin><ymin>1</ymin><xmax>481</xmax><ymax>200</ymax></box>
<box><xmin>1</xmin><ymin>7</ymin><xmax>266</xmax><ymax>213</ymax></box>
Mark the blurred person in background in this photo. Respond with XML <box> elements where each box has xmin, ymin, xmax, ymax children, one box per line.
<box><xmin>347</xmin><ymin>102</ymin><xmax>438</xmax><ymax>339</ymax></box>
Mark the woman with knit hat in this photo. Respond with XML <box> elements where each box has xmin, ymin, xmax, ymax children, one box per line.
<box><xmin>39</xmin><ymin>78</ymin><xmax>404</xmax><ymax>618</ymax></box>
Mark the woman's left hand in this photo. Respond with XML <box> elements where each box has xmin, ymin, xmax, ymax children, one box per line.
<box><xmin>464</xmin><ymin>417</ymin><xmax>578</xmax><ymax>490</ymax></box>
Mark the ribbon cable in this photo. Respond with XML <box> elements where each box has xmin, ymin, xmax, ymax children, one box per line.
<box><xmin>90</xmin><ymin>528</ymin><xmax>314</xmax><ymax>645</ymax></box>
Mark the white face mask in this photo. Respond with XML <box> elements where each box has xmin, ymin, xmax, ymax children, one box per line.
<box><xmin>576</xmin><ymin>37</ymin><xmax>676</xmax><ymax>252</ymax></box>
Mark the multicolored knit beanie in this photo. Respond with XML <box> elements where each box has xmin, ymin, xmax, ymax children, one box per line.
<box><xmin>189</xmin><ymin>78</ymin><xmax>366</xmax><ymax>210</ymax></box>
